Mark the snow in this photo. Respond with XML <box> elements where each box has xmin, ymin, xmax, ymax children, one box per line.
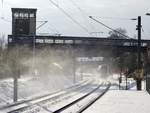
<box><xmin>0</xmin><ymin>73</ymin><xmax>150</xmax><ymax>113</ymax></box>
<box><xmin>0</xmin><ymin>78</ymin><xmax>100</xmax><ymax>113</ymax></box>
<box><xmin>81</xmin><ymin>76</ymin><xmax>150</xmax><ymax>113</ymax></box>
<box><xmin>49</xmin><ymin>79</ymin><xmax>100</xmax><ymax>112</ymax></box>
<box><xmin>83</xmin><ymin>88</ymin><xmax>150</xmax><ymax>113</ymax></box>
<box><xmin>62</xmin><ymin>82</ymin><xmax>110</xmax><ymax>113</ymax></box>
<box><xmin>0</xmin><ymin>74</ymin><xmax>76</xmax><ymax>107</ymax></box>
<box><xmin>1</xmin><ymin>79</ymin><xmax>98</xmax><ymax>113</ymax></box>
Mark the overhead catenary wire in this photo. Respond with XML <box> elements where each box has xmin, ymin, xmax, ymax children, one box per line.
<box><xmin>47</xmin><ymin>24</ymin><xmax>60</xmax><ymax>35</ymax></box>
<box><xmin>69</xmin><ymin>0</ymin><xmax>96</xmax><ymax>31</ymax></box>
<box><xmin>69</xmin><ymin>0</ymin><xmax>88</xmax><ymax>16</ymax></box>
<box><xmin>48</xmin><ymin>0</ymin><xmax>91</xmax><ymax>35</ymax></box>
<box><xmin>35</xmin><ymin>13</ymin><xmax>61</xmax><ymax>34</ymax></box>
<box><xmin>89</xmin><ymin>16</ymin><xmax>134</xmax><ymax>39</ymax></box>
<box><xmin>37</xmin><ymin>23</ymin><xmax>61</xmax><ymax>35</ymax></box>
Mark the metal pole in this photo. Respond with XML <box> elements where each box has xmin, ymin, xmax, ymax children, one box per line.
<box><xmin>81</xmin><ymin>66</ymin><xmax>83</xmax><ymax>81</ymax></box>
<box><xmin>73</xmin><ymin>51</ymin><xmax>76</xmax><ymax>84</ymax></box>
<box><xmin>146</xmin><ymin>45</ymin><xmax>150</xmax><ymax>92</ymax></box>
<box><xmin>137</xmin><ymin>16</ymin><xmax>142</xmax><ymax>90</ymax></box>
<box><xmin>119</xmin><ymin>73</ymin><xmax>121</xmax><ymax>90</ymax></box>
<box><xmin>13</xmin><ymin>76</ymin><xmax>18</xmax><ymax>102</ymax></box>
<box><xmin>13</xmin><ymin>46</ymin><xmax>20</xmax><ymax>102</ymax></box>
<box><xmin>32</xmin><ymin>35</ymin><xmax>36</xmax><ymax>76</ymax></box>
<box><xmin>126</xmin><ymin>75</ymin><xmax>128</xmax><ymax>90</ymax></box>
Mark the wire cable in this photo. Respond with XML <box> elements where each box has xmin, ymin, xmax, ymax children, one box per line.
<box><xmin>89</xmin><ymin>16</ymin><xmax>134</xmax><ymax>39</ymax></box>
<box><xmin>37</xmin><ymin>14</ymin><xmax>61</xmax><ymax>34</ymax></box>
<box><xmin>69</xmin><ymin>0</ymin><xmax>88</xmax><ymax>16</ymax></box>
<box><xmin>48</xmin><ymin>0</ymin><xmax>91</xmax><ymax>35</ymax></box>
<box><xmin>69</xmin><ymin>0</ymin><xmax>96</xmax><ymax>31</ymax></box>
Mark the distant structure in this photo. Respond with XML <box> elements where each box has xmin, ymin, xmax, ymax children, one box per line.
<box><xmin>11</xmin><ymin>8</ymin><xmax>37</xmax><ymax>35</ymax></box>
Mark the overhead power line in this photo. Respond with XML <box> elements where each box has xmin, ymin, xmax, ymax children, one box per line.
<box><xmin>69</xmin><ymin>0</ymin><xmax>95</xmax><ymax>31</ymax></box>
<box><xmin>89</xmin><ymin>16</ymin><xmax>134</xmax><ymax>39</ymax></box>
<box><xmin>48</xmin><ymin>0</ymin><xmax>91</xmax><ymax>35</ymax></box>
<box><xmin>36</xmin><ymin>15</ymin><xmax>60</xmax><ymax>34</ymax></box>
<box><xmin>69</xmin><ymin>0</ymin><xmax>88</xmax><ymax>16</ymax></box>
<box><xmin>47</xmin><ymin>24</ymin><xmax>60</xmax><ymax>35</ymax></box>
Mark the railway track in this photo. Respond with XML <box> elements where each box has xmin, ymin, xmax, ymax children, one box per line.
<box><xmin>0</xmin><ymin>79</ymin><xmax>94</xmax><ymax>113</ymax></box>
<box><xmin>53</xmin><ymin>82</ymin><xmax>111</xmax><ymax>113</ymax></box>
<box><xmin>0</xmin><ymin>80</ymin><xmax>89</xmax><ymax>109</ymax></box>
<box><xmin>1</xmin><ymin>79</ymin><xmax>110</xmax><ymax>113</ymax></box>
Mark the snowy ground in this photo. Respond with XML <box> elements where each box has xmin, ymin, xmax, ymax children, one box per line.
<box><xmin>0</xmin><ymin>74</ymin><xmax>76</xmax><ymax>107</ymax></box>
<box><xmin>83</xmin><ymin>77</ymin><xmax>150</xmax><ymax>113</ymax></box>
<box><xmin>0</xmin><ymin>73</ymin><xmax>150</xmax><ymax>113</ymax></box>
<box><xmin>83</xmin><ymin>90</ymin><xmax>150</xmax><ymax>113</ymax></box>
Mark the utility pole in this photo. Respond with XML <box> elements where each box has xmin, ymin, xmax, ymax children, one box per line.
<box><xmin>13</xmin><ymin>76</ymin><xmax>18</xmax><ymax>102</ymax></box>
<box><xmin>13</xmin><ymin>47</ymin><xmax>20</xmax><ymax>102</ymax></box>
<box><xmin>145</xmin><ymin>12</ymin><xmax>150</xmax><ymax>93</ymax></box>
<box><xmin>136</xmin><ymin>16</ymin><xmax>142</xmax><ymax>90</ymax></box>
<box><xmin>73</xmin><ymin>50</ymin><xmax>76</xmax><ymax>84</ymax></box>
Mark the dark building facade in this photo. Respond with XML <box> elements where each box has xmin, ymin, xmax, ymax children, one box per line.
<box><xmin>11</xmin><ymin>8</ymin><xmax>37</xmax><ymax>35</ymax></box>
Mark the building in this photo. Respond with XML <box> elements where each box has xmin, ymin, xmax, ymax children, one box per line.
<box><xmin>11</xmin><ymin>8</ymin><xmax>37</xmax><ymax>36</ymax></box>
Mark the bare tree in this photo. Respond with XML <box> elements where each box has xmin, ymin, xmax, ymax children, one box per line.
<box><xmin>108</xmin><ymin>28</ymin><xmax>127</xmax><ymax>39</ymax></box>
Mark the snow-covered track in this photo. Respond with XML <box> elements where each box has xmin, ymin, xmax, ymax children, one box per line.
<box><xmin>0</xmin><ymin>80</ymin><xmax>87</xmax><ymax>109</ymax></box>
<box><xmin>77</xmin><ymin>82</ymin><xmax>111</xmax><ymax>113</ymax></box>
<box><xmin>0</xmin><ymin>79</ymin><xmax>94</xmax><ymax>113</ymax></box>
<box><xmin>53</xmin><ymin>82</ymin><xmax>110</xmax><ymax>113</ymax></box>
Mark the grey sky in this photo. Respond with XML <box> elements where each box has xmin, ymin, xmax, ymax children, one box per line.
<box><xmin>0</xmin><ymin>0</ymin><xmax>150</xmax><ymax>39</ymax></box>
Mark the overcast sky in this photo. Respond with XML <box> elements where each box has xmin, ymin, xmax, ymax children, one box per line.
<box><xmin>0</xmin><ymin>0</ymin><xmax>150</xmax><ymax>39</ymax></box>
